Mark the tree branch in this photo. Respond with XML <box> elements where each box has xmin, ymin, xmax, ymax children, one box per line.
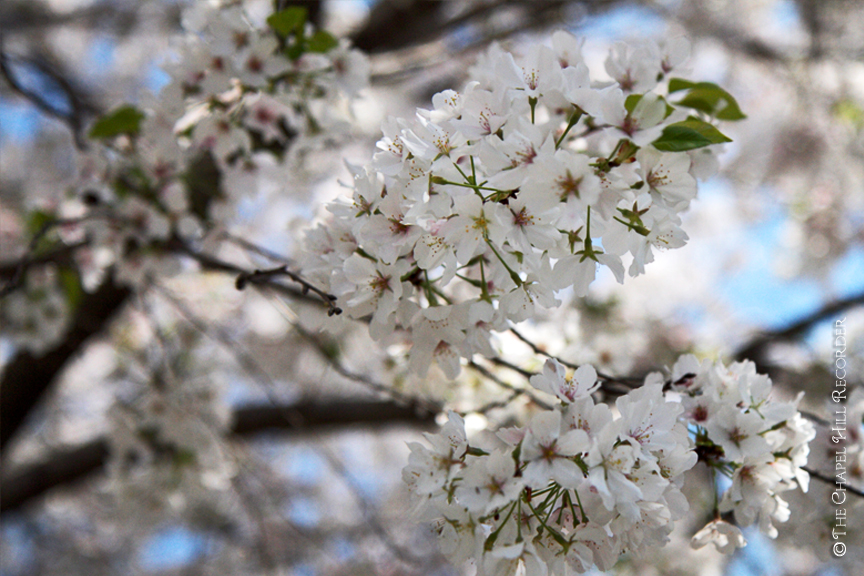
<box><xmin>0</xmin><ymin>277</ymin><xmax>131</xmax><ymax>454</ymax></box>
<box><xmin>0</xmin><ymin>49</ymin><xmax>101</xmax><ymax>148</ymax></box>
<box><xmin>0</xmin><ymin>399</ymin><xmax>437</xmax><ymax>513</ymax></box>
<box><xmin>803</xmin><ymin>466</ymin><xmax>864</xmax><ymax>499</ymax></box>
<box><xmin>173</xmin><ymin>241</ymin><xmax>333</xmax><ymax>311</ymax></box>
<box><xmin>733</xmin><ymin>289</ymin><xmax>864</xmax><ymax>369</ymax></box>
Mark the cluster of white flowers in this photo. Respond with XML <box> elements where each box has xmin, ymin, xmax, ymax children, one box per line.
<box><xmin>404</xmin><ymin>357</ymin><xmax>697</xmax><ymax>575</ymax></box>
<box><xmin>304</xmin><ymin>33</ymin><xmax>735</xmax><ymax>378</ymax></box>
<box><xmin>53</xmin><ymin>0</ymin><xmax>368</xmax><ymax>290</ymax></box>
<box><xmin>668</xmin><ymin>355</ymin><xmax>816</xmax><ymax>551</ymax></box>
<box><xmin>403</xmin><ymin>355</ymin><xmax>816</xmax><ymax>574</ymax></box>
<box><xmin>105</xmin><ymin>366</ymin><xmax>237</xmax><ymax>522</ymax></box>
<box><xmin>4</xmin><ymin>1</ymin><xmax>369</xmax><ymax>357</ymax></box>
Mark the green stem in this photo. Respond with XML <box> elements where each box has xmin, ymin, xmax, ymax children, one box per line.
<box><xmin>572</xmin><ymin>489</ymin><xmax>588</xmax><ymax>524</ymax></box>
<box><xmin>423</xmin><ymin>270</ymin><xmax>439</xmax><ymax>306</ymax></box>
<box><xmin>555</xmin><ymin>107</ymin><xmax>584</xmax><ymax>149</ymax></box>
<box><xmin>429</xmin><ymin>283</ymin><xmax>453</xmax><ymax>304</ymax></box>
<box><xmin>440</xmin><ymin>177</ymin><xmax>502</xmax><ymax>195</ymax></box>
<box><xmin>524</xmin><ymin>493</ymin><xmax>569</xmax><ymax>550</ymax></box>
<box><xmin>484</xmin><ymin>499</ymin><xmax>519</xmax><ymax>551</ymax></box>
<box><xmin>478</xmin><ymin>258</ymin><xmax>491</xmax><ymax>302</ymax></box>
<box><xmin>516</xmin><ymin>496</ymin><xmax>524</xmax><ymax>543</ymax></box>
<box><xmin>485</xmin><ymin>239</ymin><xmax>522</xmax><ymax>287</ymax></box>
<box><xmin>710</xmin><ymin>466</ymin><xmax>720</xmax><ymax>518</ymax></box>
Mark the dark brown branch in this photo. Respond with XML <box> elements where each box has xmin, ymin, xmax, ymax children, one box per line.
<box><xmin>0</xmin><ymin>399</ymin><xmax>438</xmax><ymax>513</ymax></box>
<box><xmin>291</xmin><ymin>322</ymin><xmax>442</xmax><ymax>414</ymax></box>
<box><xmin>0</xmin><ymin>277</ymin><xmax>131</xmax><ymax>454</ymax></box>
<box><xmin>173</xmin><ymin>242</ymin><xmax>334</xmax><ymax>311</ymax></box>
<box><xmin>803</xmin><ymin>466</ymin><xmax>864</xmax><ymax>499</ymax></box>
<box><xmin>0</xmin><ymin>240</ymin><xmax>87</xmax><ymax>284</ymax></box>
<box><xmin>350</xmin><ymin>0</ymin><xmax>578</xmax><ymax>55</ymax></box>
<box><xmin>734</xmin><ymin>289</ymin><xmax>864</xmax><ymax>370</ymax></box>
<box><xmin>0</xmin><ymin>50</ymin><xmax>101</xmax><ymax>148</ymax></box>
<box><xmin>509</xmin><ymin>327</ymin><xmax>642</xmax><ymax>391</ymax></box>
<box><xmin>468</xmin><ymin>359</ymin><xmax>552</xmax><ymax>411</ymax></box>
<box><xmin>235</xmin><ymin>265</ymin><xmax>341</xmax><ymax>316</ymax></box>
<box><xmin>0</xmin><ymin>230</ymin><xmax>89</xmax><ymax>297</ymax></box>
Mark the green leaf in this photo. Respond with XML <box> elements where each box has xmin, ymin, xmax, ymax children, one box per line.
<box><xmin>651</xmin><ymin>125</ymin><xmax>712</xmax><ymax>152</ymax></box>
<box><xmin>267</xmin><ymin>7</ymin><xmax>307</xmax><ymax>37</ymax></box>
<box><xmin>668</xmin><ymin>78</ymin><xmax>746</xmax><ymax>120</ymax></box>
<box><xmin>306</xmin><ymin>30</ymin><xmax>338</xmax><ymax>53</ymax></box>
<box><xmin>88</xmin><ymin>105</ymin><xmax>145</xmax><ymax>139</ymax></box>
<box><xmin>624</xmin><ymin>94</ymin><xmax>642</xmax><ymax>114</ymax></box>
<box><xmin>834</xmin><ymin>99</ymin><xmax>864</xmax><ymax>129</ymax></box>
<box><xmin>677</xmin><ymin>116</ymin><xmax>733</xmax><ymax>144</ymax></box>
<box><xmin>58</xmin><ymin>267</ymin><xmax>82</xmax><ymax>311</ymax></box>
<box><xmin>26</xmin><ymin>209</ymin><xmax>56</xmax><ymax>236</ymax></box>
<box><xmin>173</xmin><ymin>448</ymin><xmax>197</xmax><ymax>468</ymax></box>
<box><xmin>651</xmin><ymin>117</ymin><xmax>732</xmax><ymax>151</ymax></box>
<box><xmin>184</xmin><ymin>151</ymin><xmax>223</xmax><ymax>221</ymax></box>
<box><xmin>285</xmin><ymin>42</ymin><xmax>306</xmax><ymax>61</ymax></box>
<box><xmin>624</xmin><ymin>93</ymin><xmax>674</xmax><ymax>118</ymax></box>
<box><xmin>667</xmin><ymin>78</ymin><xmax>698</xmax><ymax>93</ymax></box>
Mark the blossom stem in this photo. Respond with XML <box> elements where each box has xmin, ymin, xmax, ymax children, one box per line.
<box><xmin>484</xmin><ymin>499</ymin><xmax>519</xmax><ymax>551</ymax></box>
<box><xmin>571</xmin><ymin>489</ymin><xmax>588</xmax><ymax>524</ymax></box>
<box><xmin>538</xmin><ymin>484</ymin><xmax>561</xmax><ymax>517</ymax></box>
<box><xmin>484</xmin><ymin>239</ymin><xmax>522</xmax><ymax>287</ymax></box>
<box><xmin>438</xmin><ymin>177</ymin><xmax>502</xmax><ymax>195</ymax></box>
<box><xmin>423</xmin><ymin>270</ymin><xmax>439</xmax><ymax>306</ymax></box>
<box><xmin>524</xmin><ymin>492</ymin><xmax>569</xmax><ymax>550</ymax></box>
<box><xmin>478</xmin><ymin>258</ymin><xmax>492</xmax><ymax>302</ymax></box>
<box><xmin>555</xmin><ymin>107</ymin><xmax>584</xmax><ymax>149</ymax></box>
<box><xmin>710</xmin><ymin>465</ymin><xmax>720</xmax><ymax>518</ymax></box>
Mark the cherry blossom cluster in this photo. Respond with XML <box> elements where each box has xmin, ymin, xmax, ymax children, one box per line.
<box><xmin>668</xmin><ymin>355</ymin><xmax>816</xmax><ymax>551</ymax></box>
<box><xmin>56</xmin><ymin>1</ymin><xmax>367</xmax><ymax>289</ymax></box>
<box><xmin>304</xmin><ymin>33</ymin><xmax>736</xmax><ymax>378</ymax></box>
<box><xmin>105</xmin><ymin>367</ymin><xmax>238</xmax><ymax>523</ymax></box>
<box><xmin>403</xmin><ymin>354</ymin><xmax>816</xmax><ymax>573</ymax></box>
<box><xmin>403</xmin><ymin>358</ymin><xmax>697</xmax><ymax>575</ymax></box>
<box><xmin>5</xmin><ymin>2</ymin><xmax>368</xmax><ymax>355</ymax></box>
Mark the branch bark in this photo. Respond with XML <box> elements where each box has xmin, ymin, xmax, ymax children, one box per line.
<box><xmin>0</xmin><ymin>278</ymin><xmax>131</xmax><ymax>454</ymax></box>
<box><xmin>733</xmin><ymin>289</ymin><xmax>864</xmax><ymax>371</ymax></box>
<box><xmin>0</xmin><ymin>398</ymin><xmax>438</xmax><ymax>513</ymax></box>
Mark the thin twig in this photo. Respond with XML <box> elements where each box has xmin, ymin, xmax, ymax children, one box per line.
<box><xmin>153</xmin><ymin>284</ymin><xmax>289</xmax><ymax>407</ymax></box>
<box><xmin>318</xmin><ymin>446</ymin><xmax>428</xmax><ymax>567</ymax></box>
<box><xmin>221</xmin><ymin>232</ymin><xmax>296</xmax><ymax>266</ymax></box>
<box><xmin>487</xmin><ymin>355</ymin><xmax>534</xmax><ymax>379</ymax></box>
<box><xmin>235</xmin><ymin>265</ymin><xmax>342</xmax><ymax>317</ymax></box>
<box><xmin>800</xmin><ymin>410</ymin><xmax>831</xmax><ymax>427</ymax></box>
<box><xmin>468</xmin><ymin>359</ymin><xmax>552</xmax><ymax>411</ymax></box>
<box><xmin>471</xmin><ymin>389</ymin><xmax>523</xmax><ymax>415</ymax></box>
<box><xmin>509</xmin><ymin>327</ymin><xmax>642</xmax><ymax>390</ymax></box>
<box><xmin>176</xmin><ymin>241</ymin><xmax>342</xmax><ymax>316</ymax></box>
<box><xmin>803</xmin><ymin>466</ymin><xmax>864</xmax><ymax>499</ymax></box>
<box><xmin>292</xmin><ymin>322</ymin><xmax>441</xmax><ymax>415</ymax></box>
<box><xmin>154</xmin><ymin>284</ymin><xmax>436</xmax><ymax>565</ymax></box>
<box><xmin>734</xmin><ymin>289</ymin><xmax>864</xmax><ymax>363</ymax></box>
<box><xmin>0</xmin><ymin>218</ymin><xmax>89</xmax><ymax>298</ymax></box>
<box><xmin>0</xmin><ymin>50</ymin><xmax>98</xmax><ymax>148</ymax></box>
